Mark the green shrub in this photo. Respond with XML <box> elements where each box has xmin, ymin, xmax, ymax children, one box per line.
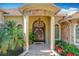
<box><xmin>55</xmin><ymin>40</ymin><xmax>79</xmax><ymax>56</ymax></box>
<box><xmin>63</xmin><ymin>43</ymin><xmax>79</xmax><ymax>55</ymax></box>
<box><xmin>55</xmin><ymin>40</ymin><xmax>66</xmax><ymax>48</ymax></box>
<box><xmin>29</xmin><ymin>32</ymin><xmax>36</xmax><ymax>43</ymax></box>
<box><xmin>0</xmin><ymin>20</ymin><xmax>25</xmax><ymax>55</ymax></box>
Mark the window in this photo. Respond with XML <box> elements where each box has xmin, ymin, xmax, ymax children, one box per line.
<box><xmin>55</xmin><ymin>24</ymin><xmax>59</xmax><ymax>40</ymax></box>
<box><xmin>17</xmin><ymin>24</ymin><xmax>23</xmax><ymax>29</ymax></box>
<box><xmin>75</xmin><ymin>24</ymin><xmax>79</xmax><ymax>44</ymax></box>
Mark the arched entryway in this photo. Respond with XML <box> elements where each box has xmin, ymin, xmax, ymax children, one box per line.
<box><xmin>21</xmin><ymin>4</ymin><xmax>59</xmax><ymax>55</ymax></box>
<box><xmin>32</xmin><ymin>18</ymin><xmax>45</xmax><ymax>43</ymax></box>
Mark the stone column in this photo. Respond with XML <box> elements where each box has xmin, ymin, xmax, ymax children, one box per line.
<box><xmin>23</xmin><ymin>15</ymin><xmax>29</xmax><ymax>52</ymax></box>
<box><xmin>50</xmin><ymin>16</ymin><xmax>55</xmax><ymax>50</ymax></box>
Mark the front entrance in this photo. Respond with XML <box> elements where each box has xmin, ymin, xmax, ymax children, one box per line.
<box><xmin>33</xmin><ymin>18</ymin><xmax>45</xmax><ymax>42</ymax></box>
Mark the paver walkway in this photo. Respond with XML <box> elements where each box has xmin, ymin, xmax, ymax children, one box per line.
<box><xmin>25</xmin><ymin>42</ymin><xmax>51</xmax><ymax>56</ymax></box>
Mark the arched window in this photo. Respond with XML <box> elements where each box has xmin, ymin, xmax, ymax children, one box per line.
<box><xmin>75</xmin><ymin>24</ymin><xmax>79</xmax><ymax>44</ymax></box>
<box><xmin>17</xmin><ymin>24</ymin><xmax>23</xmax><ymax>29</ymax></box>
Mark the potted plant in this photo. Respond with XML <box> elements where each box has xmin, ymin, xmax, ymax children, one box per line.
<box><xmin>29</xmin><ymin>32</ymin><xmax>36</xmax><ymax>45</ymax></box>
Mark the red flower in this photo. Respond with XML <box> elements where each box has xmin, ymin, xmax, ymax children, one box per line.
<box><xmin>67</xmin><ymin>52</ymin><xmax>75</xmax><ymax>56</ymax></box>
<box><xmin>57</xmin><ymin>47</ymin><xmax>63</xmax><ymax>54</ymax></box>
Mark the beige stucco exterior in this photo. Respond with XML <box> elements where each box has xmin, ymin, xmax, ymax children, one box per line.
<box><xmin>4</xmin><ymin>16</ymin><xmax>23</xmax><ymax>25</ymax></box>
<box><xmin>0</xmin><ymin>3</ymin><xmax>79</xmax><ymax>53</ymax></box>
<box><xmin>0</xmin><ymin>4</ymin><xmax>65</xmax><ymax>52</ymax></box>
<box><xmin>29</xmin><ymin>16</ymin><xmax>51</xmax><ymax>44</ymax></box>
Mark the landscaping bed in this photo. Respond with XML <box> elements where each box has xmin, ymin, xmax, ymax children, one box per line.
<box><xmin>0</xmin><ymin>20</ymin><xmax>25</xmax><ymax>56</ymax></box>
<box><xmin>55</xmin><ymin>40</ymin><xmax>79</xmax><ymax>56</ymax></box>
<box><xmin>0</xmin><ymin>47</ymin><xmax>24</xmax><ymax>56</ymax></box>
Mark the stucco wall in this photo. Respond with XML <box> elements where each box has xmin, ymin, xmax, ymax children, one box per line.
<box><xmin>61</xmin><ymin>20</ymin><xmax>79</xmax><ymax>48</ymax></box>
<box><xmin>70</xmin><ymin>23</ymin><xmax>74</xmax><ymax>44</ymax></box>
<box><xmin>61</xmin><ymin>22</ymin><xmax>70</xmax><ymax>43</ymax></box>
<box><xmin>29</xmin><ymin>16</ymin><xmax>50</xmax><ymax>44</ymax></box>
<box><xmin>4</xmin><ymin>16</ymin><xmax>51</xmax><ymax>43</ymax></box>
<box><xmin>0</xmin><ymin>12</ymin><xmax>5</xmax><ymax>28</ymax></box>
<box><xmin>4</xmin><ymin>16</ymin><xmax>23</xmax><ymax>25</ymax></box>
<box><xmin>0</xmin><ymin>12</ymin><xmax>4</xmax><ymax>21</ymax></box>
<box><xmin>70</xmin><ymin>21</ymin><xmax>79</xmax><ymax>48</ymax></box>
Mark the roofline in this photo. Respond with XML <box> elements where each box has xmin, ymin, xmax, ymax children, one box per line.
<box><xmin>0</xmin><ymin>9</ymin><xmax>7</xmax><ymax>14</ymax></box>
<box><xmin>4</xmin><ymin>14</ymin><xmax>22</xmax><ymax>16</ymax></box>
<box><xmin>19</xmin><ymin>3</ymin><xmax>61</xmax><ymax>14</ymax></box>
<box><xmin>53</xmin><ymin>3</ymin><xmax>61</xmax><ymax>11</ymax></box>
<box><xmin>59</xmin><ymin>17</ymin><xmax>79</xmax><ymax>23</ymax></box>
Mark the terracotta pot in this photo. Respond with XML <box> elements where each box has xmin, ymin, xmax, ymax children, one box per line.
<box><xmin>66</xmin><ymin>52</ymin><xmax>75</xmax><ymax>56</ymax></box>
<box><xmin>57</xmin><ymin>47</ymin><xmax>63</xmax><ymax>54</ymax></box>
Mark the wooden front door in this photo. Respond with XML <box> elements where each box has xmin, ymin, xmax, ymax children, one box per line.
<box><xmin>33</xmin><ymin>18</ymin><xmax>45</xmax><ymax>42</ymax></box>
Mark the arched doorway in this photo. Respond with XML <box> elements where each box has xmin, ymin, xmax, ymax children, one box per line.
<box><xmin>32</xmin><ymin>18</ymin><xmax>45</xmax><ymax>43</ymax></box>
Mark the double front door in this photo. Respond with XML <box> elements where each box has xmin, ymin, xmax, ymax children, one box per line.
<box><xmin>33</xmin><ymin>18</ymin><xmax>45</xmax><ymax>42</ymax></box>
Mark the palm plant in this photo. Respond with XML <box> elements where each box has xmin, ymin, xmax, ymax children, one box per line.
<box><xmin>5</xmin><ymin>21</ymin><xmax>25</xmax><ymax>50</ymax></box>
<box><xmin>0</xmin><ymin>28</ymin><xmax>11</xmax><ymax>54</ymax></box>
<box><xmin>0</xmin><ymin>20</ymin><xmax>25</xmax><ymax>55</ymax></box>
<box><xmin>10</xmin><ymin>27</ymin><xmax>25</xmax><ymax>50</ymax></box>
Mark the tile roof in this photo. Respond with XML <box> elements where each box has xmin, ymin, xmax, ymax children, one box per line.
<box><xmin>70</xmin><ymin>12</ymin><xmax>79</xmax><ymax>18</ymax></box>
<box><xmin>0</xmin><ymin>9</ymin><xmax>7</xmax><ymax>14</ymax></box>
<box><xmin>2</xmin><ymin>9</ymin><xmax>22</xmax><ymax>16</ymax></box>
<box><xmin>59</xmin><ymin>12</ymin><xmax>79</xmax><ymax>23</ymax></box>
